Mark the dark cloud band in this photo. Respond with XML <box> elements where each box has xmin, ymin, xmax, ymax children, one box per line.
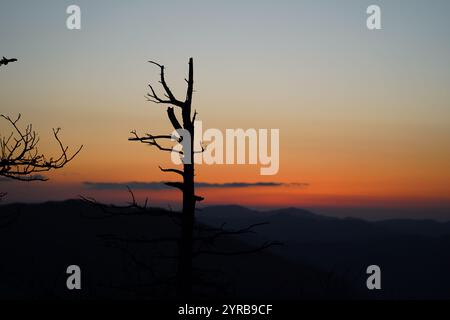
<box><xmin>83</xmin><ymin>181</ymin><xmax>309</xmax><ymax>190</ymax></box>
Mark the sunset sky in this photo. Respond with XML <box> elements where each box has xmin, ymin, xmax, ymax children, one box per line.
<box><xmin>1</xmin><ymin>0</ymin><xmax>449</xmax><ymax>219</ymax></box>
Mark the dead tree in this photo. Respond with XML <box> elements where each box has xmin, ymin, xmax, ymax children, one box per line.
<box><xmin>129</xmin><ymin>58</ymin><xmax>200</xmax><ymax>298</ymax></box>
<box><xmin>81</xmin><ymin>58</ymin><xmax>281</xmax><ymax>298</ymax></box>
<box><xmin>126</xmin><ymin>59</ymin><xmax>282</xmax><ymax>298</ymax></box>
<box><xmin>0</xmin><ymin>114</ymin><xmax>82</xmax><ymax>182</ymax></box>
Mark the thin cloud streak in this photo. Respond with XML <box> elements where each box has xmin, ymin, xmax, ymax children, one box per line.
<box><xmin>83</xmin><ymin>181</ymin><xmax>309</xmax><ymax>191</ymax></box>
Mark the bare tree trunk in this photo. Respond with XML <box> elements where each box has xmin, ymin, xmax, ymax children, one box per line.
<box><xmin>178</xmin><ymin>163</ymin><xmax>195</xmax><ymax>297</ymax></box>
<box><xmin>177</xmin><ymin>58</ymin><xmax>196</xmax><ymax>298</ymax></box>
<box><xmin>130</xmin><ymin>58</ymin><xmax>202</xmax><ymax>298</ymax></box>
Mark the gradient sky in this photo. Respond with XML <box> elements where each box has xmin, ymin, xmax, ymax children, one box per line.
<box><xmin>1</xmin><ymin>0</ymin><xmax>449</xmax><ymax>219</ymax></box>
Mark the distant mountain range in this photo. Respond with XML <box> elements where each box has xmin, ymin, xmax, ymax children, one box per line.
<box><xmin>198</xmin><ymin>205</ymin><xmax>450</xmax><ymax>238</ymax></box>
<box><xmin>198</xmin><ymin>205</ymin><xmax>450</xmax><ymax>299</ymax></box>
<box><xmin>1</xmin><ymin>200</ymin><xmax>450</xmax><ymax>299</ymax></box>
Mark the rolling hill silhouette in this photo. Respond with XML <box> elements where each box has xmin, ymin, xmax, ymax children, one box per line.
<box><xmin>1</xmin><ymin>201</ymin><xmax>449</xmax><ymax>299</ymax></box>
<box><xmin>198</xmin><ymin>205</ymin><xmax>450</xmax><ymax>299</ymax></box>
<box><xmin>0</xmin><ymin>200</ymin><xmax>355</xmax><ymax>299</ymax></box>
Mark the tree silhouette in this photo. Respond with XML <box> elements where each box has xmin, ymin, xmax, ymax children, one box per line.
<box><xmin>83</xmin><ymin>58</ymin><xmax>280</xmax><ymax>298</ymax></box>
<box><xmin>129</xmin><ymin>58</ymin><xmax>201</xmax><ymax>297</ymax></box>
<box><xmin>0</xmin><ymin>114</ymin><xmax>82</xmax><ymax>183</ymax></box>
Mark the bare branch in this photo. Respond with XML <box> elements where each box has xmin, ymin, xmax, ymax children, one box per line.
<box><xmin>196</xmin><ymin>222</ymin><xmax>269</xmax><ymax>244</ymax></box>
<box><xmin>0</xmin><ymin>114</ymin><xmax>82</xmax><ymax>181</ymax></box>
<box><xmin>193</xmin><ymin>140</ymin><xmax>209</xmax><ymax>154</ymax></box>
<box><xmin>147</xmin><ymin>61</ymin><xmax>184</xmax><ymax>108</ymax></box>
<box><xmin>159</xmin><ymin>166</ymin><xmax>184</xmax><ymax>176</ymax></box>
<box><xmin>80</xmin><ymin>187</ymin><xmax>180</xmax><ymax>220</ymax></box>
<box><xmin>145</xmin><ymin>84</ymin><xmax>173</xmax><ymax>105</ymax></box>
<box><xmin>129</xmin><ymin>130</ymin><xmax>183</xmax><ymax>155</ymax></box>
<box><xmin>192</xmin><ymin>109</ymin><xmax>198</xmax><ymax>125</ymax></box>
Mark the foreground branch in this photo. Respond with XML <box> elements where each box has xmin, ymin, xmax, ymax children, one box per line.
<box><xmin>0</xmin><ymin>114</ymin><xmax>83</xmax><ymax>181</ymax></box>
<box><xmin>80</xmin><ymin>187</ymin><xmax>181</xmax><ymax>220</ymax></box>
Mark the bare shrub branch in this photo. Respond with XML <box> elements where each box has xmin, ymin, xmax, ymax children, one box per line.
<box><xmin>0</xmin><ymin>114</ymin><xmax>82</xmax><ymax>181</ymax></box>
